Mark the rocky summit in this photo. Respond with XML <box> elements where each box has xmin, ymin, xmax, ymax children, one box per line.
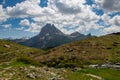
<box><xmin>19</xmin><ymin>23</ymin><xmax>90</xmax><ymax>49</ymax></box>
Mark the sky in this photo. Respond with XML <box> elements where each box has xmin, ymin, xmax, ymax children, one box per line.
<box><xmin>0</xmin><ymin>0</ymin><xmax>120</xmax><ymax>39</ymax></box>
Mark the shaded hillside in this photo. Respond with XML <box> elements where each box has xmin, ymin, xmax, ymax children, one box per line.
<box><xmin>35</xmin><ymin>33</ymin><xmax>120</xmax><ymax>68</ymax></box>
<box><xmin>0</xmin><ymin>39</ymin><xmax>44</xmax><ymax>63</ymax></box>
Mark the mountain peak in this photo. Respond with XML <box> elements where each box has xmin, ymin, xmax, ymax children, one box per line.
<box><xmin>44</xmin><ymin>23</ymin><xmax>55</xmax><ymax>28</ymax></box>
<box><xmin>39</xmin><ymin>23</ymin><xmax>64</xmax><ymax>36</ymax></box>
<box><xmin>70</xmin><ymin>32</ymin><xmax>85</xmax><ymax>38</ymax></box>
<box><xmin>70</xmin><ymin>32</ymin><xmax>80</xmax><ymax>36</ymax></box>
<box><xmin>20</xmin><ymin>23</ymin><xmax>91</xmax><ymax>48</ymax></box>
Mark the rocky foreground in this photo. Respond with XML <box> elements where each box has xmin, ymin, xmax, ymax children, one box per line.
<box><xmin>0</xmin><ymin>65</ymin><xmax>66</xmax><ymax>80</ymax></box>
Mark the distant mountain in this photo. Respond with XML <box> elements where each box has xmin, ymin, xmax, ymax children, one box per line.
<box><xmin>19</xmin><ymin>23</ymin><xmax>91</xmax><ymax>48</ymax></box>
<box><xmin>70</xmin><ymin>32</ymin><xmax>91</xmax><ymax>40</ymax></box>
<box><xmin>11</xmin><ymin>37</ymin><xmax>29</xmax><ymax>43</ymax></box>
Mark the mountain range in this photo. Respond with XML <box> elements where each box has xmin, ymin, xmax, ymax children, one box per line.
<box><xmin>17</xmin><ymin>23</ymin><xmax>91</xmax><ymax>49</ymax></box>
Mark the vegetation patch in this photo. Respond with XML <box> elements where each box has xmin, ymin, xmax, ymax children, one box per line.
<box><xmin>16</xmin><ymin>56</ymin><xmax>43</xmax><ymax>67</ymax></box>
<box><xmin>80</xmin><ymin>68</ymin><xmax>120</xmax><ymax>80</ymax></box>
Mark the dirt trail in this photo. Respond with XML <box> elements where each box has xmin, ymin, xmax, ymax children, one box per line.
<box><xmin>86</xmin><ymin>74</ymin><xmax>104</xmax><ymax>80</ymax></box>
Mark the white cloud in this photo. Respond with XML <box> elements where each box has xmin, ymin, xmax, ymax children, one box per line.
<box><xmin>95</xmin><ymin>0</ymin><xmax>120</xmax><ymax>13</ymax></box>
<box><xmin>50</xmin><ymin>0</ymin><xmax>83</xmax><ymax>14</ymax></box>
<box><xmin>26</xmin><ymin>0</ymin><xmax>40</xmax><ymax>4</ymax></box>
<box><xmin>109</xmin><ymin>16</ymin><xmax>120</xmax><ymax>27</ymax></box>
<box><xmin>0</xmin><ymin>0</ymin><xmax>101</xmax><ymax>34</ymax></box>
<box><xmin>19</xmin><ymin>19</ymin><xmax>30</xmax><ymax>26</ymax></box>
<box><xmin>2</xmin><ymin>0</ymin><xmax>120</xmax><ymax>35</ymax></box>
<box><xmin>16</xmin><ymin>27</ymin><xmax>24</xmax><ymax>30</ymax></box>
<box><xmin>101</xmin><ymin>15</ymin><xmax>120</xmax><ymax>34</ymax></box>
<box><xmin>1</xmin><ymin>24</ymin><xmax>11</xmax><ymax>28</ymax></box>
<box><xmin>25</xmin><ymin>23</ymin><xmax>42</xmax><ymax>32</ymax></box>
<box><xmin>103</xmin><ymin>26</ymin><xmax>120</xmax><ymax>34</ymax></box>
<box><xmin>0</xmin><ymin>5</ymin><xmax>8</xmax><ymax>23</ymax></box>
<box><xmin>32</xmin><ymin>1</ymin><xmax>101</xmax><ymax>34</ymax></box>
<box><xmin>19</xmin><ymin>19</ymin><xmax>42</xmax><ymax>32</ymax></box>
<box><xmin>6</xmin><ymin>0</ymin><xmax>42</xmax><ymax>18</ymax></box>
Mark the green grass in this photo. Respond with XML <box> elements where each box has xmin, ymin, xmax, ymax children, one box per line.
<box><xmin>0</xmin><ymin>61</ymin><xmax>120</xmax><ymax>80</ymax></box>
<box><xmin>63</xmin><ymin>69</ymin><xmax>99</xmax><ymax>80</ymax></box>
<box><xmin>0</xmin><ymin>61</ymin><xmax>28</xmax><ymax>68</ymax></box>
<box><xmin>0</xmin><ymin>39</ymin><xmax>44</xmax><ymax>63</ymax></box>
<box><xmin>80</xmin><ymin>68</ymin><xmax>120</xmax><ymax>80</ymax></box>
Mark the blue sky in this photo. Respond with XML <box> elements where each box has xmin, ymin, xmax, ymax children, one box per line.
<box><xmin>0</xmin><ymin>0</ymin><xmax>120</xmax><ymax>39</ymax></box>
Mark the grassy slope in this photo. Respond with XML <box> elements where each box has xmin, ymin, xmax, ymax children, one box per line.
<box><xmin>63</xmin><ymin>69</ymin><xmax>99</xmax><ymax>80</ymax></box>
<box><xmin>80</xmin><ymin>68</ymin><xmax>120</xmax><ymax>80</ymax></box>
<box><xmin>0</xmin><ymin>39</ymin><xmax>44</xmax><ymax>63</ymax></box>
<box><xmin>35</xmin><ymin>33</ymin><xmax>120</xmax><ymax>67</ymax></box>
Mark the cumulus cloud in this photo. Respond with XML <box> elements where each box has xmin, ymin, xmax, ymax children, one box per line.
<box><xmin>95</xmin><ymin>0</ymin><xmax>120</xmax><ymax>13</ymax></box>
<box><xmin>103</xmin><ymin>26</ymin><xmax>120</xmax><ymax>34</ymax></box>
<box><xmin>0</xmin><ymin>0</ymin><xmax>102</xmax><ymax>34</ymax></box>
<box><xmin>19</xmin><ymin>19</ymin><xmax>42</xmax><ymax>32</ymax></box>
<box><xmin>25</xmin><ymin>23</ymin><xmax>42</xmax><ymax>32</ymax></box>
<box><xmin>94</xmin><ymin>0</ymin><xmax>120</xmax><ymax>34</ymax></box>
<box><xmin>1</xmin><ymin>0</ymin><xmax>120</xmax><ymax>35</ymax></box>
<box><xmin>32</xmin><ymin>0</ymin><xmax>101</xmax><ymax>34</ymax></box>
<box><xmin>19</xmin><ymin>19</ymin><xmax>30</xmax><ymax>26</ymax></box>
<box><xmin>6</xmin><ymin>0</ymin><xmax>42</xmax><ymax>18</ymax></box>
<box><xmin>103</xmin><ymin>15</ymin><xmax>120</xmax><ymax>34</ymax></box>
<box><xmin>26</xmin><ymin>0</ymin><xmax>40</xmax><ymax>4</ymax></box>
<box><xmin>109</xmin><ymin>16</ymin><xmax>120</xmax><ymax>27</ymax></box>
<box><xmin>0</xmin><ymin>5</ymin><xmax>8</xmax><ymax>23</ymax></box>
<box><xmin>51</xmin><ymin>0</ymin><xmax>83</xmax><ymax>14</ymax></box>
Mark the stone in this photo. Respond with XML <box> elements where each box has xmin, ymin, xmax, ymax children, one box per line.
<box><xmin>72</xmin><ymin>67</ymin><xmax>81</xmax><ymax>72</ymax></box>
<box><xmin>4</xmin><ymin>44</ymin><xmax>10</xmax><ymax>48</ymax></box>
<box><xmin>43</xmin><ymin>66</ymin><xmax>49</xmax><ymax>71</ymax></box>
<box><xmin>29</xmin><ymin>66</ymin><xmax>35</xmax><ymax>69</ymax></box>
<box><xmin>27</xmin><ymin>73</ymin><xmax>35</xmax><ymax>79</ymax></box>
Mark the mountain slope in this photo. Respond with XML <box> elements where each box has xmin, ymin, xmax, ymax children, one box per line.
<box><xmin>0</xmin><ymin>39</ymin><xmax>44</xmax><ymax>63</ymax></box>
<box><xmin>35</xmin><ymin>33</ymin><xmax>120</xmax><ymax>67</ymax></box>
<box><xmin>20</xmin><ymin>23</ymin><xmax>90</xmax><ymax>49</ymax></box>
<box><xmin>22</xmin><ymin>23</ymin><xmax>71</xmax><ymax>48</ymax></box>
<box><xmin>70</xmin><ymin>32</ymin><xmax>91</xmax><ymax>40</ymax></box>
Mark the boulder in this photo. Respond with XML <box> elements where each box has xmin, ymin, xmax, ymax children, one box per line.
<box><xmin>4</xmin><ymin>44</ymin><xmax>10</xmax><ymax>48</ymax></box>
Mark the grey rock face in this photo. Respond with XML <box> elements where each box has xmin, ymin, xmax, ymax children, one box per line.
<box><xmin>19</xmin><ymin>23</ymin><xmax>91</xmax><ymax>49</ymax></box>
